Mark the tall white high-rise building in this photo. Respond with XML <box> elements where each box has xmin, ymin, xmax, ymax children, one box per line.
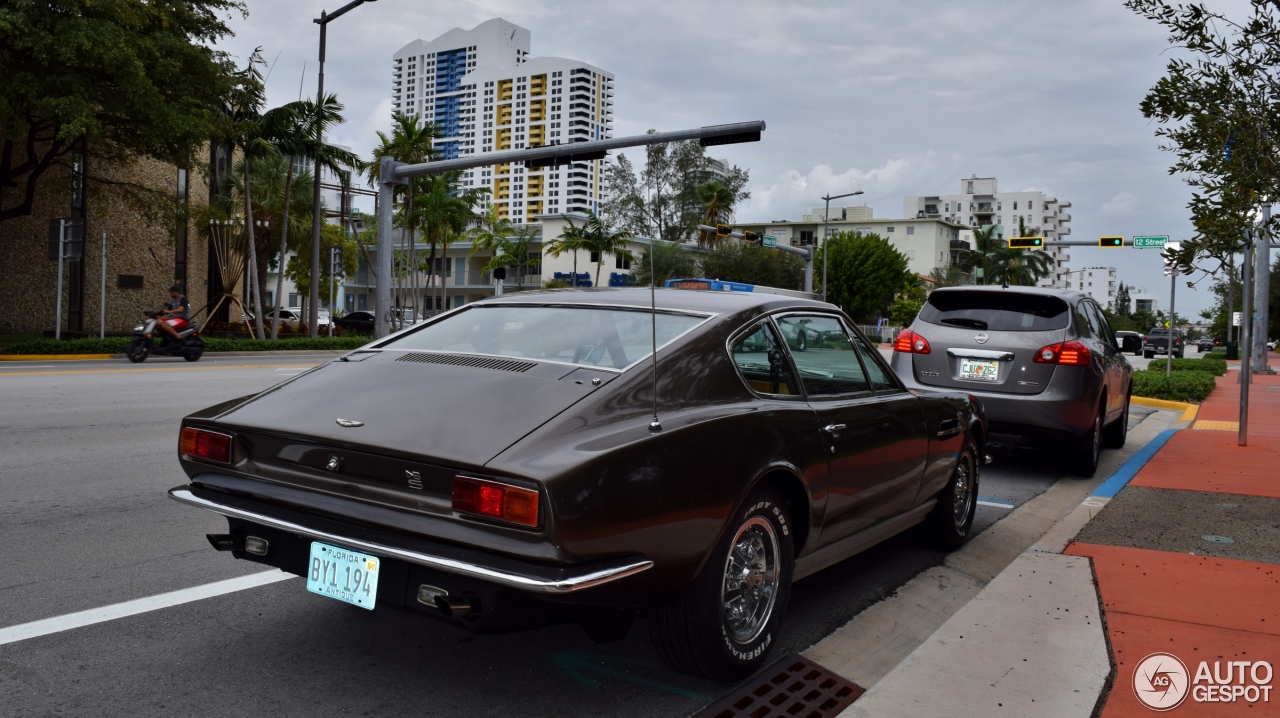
<box><xmin>391</xmin><ymin>19</ymin><xmax>614</xmax><ymax>223</ymax></box>
<box><xmin>903</xmin><ymin>176</ymin><xmax>1074</xmax><ymax>288</ymax></box>
<box><xmin>1063</xmin><ymin>266</ymin><xmax>1117</xmax><ymax>308</ymax></box>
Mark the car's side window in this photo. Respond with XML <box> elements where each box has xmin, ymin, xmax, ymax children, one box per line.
<box><xmin>1087</xmin><ymin>302</ymin><xmax>1117</xmax><ymax>349</ymax></box>
<box><xmin>1073</xmin><ymin>302</ymin><xmax>1095</xmax><ymax>339</ymax></box>
<box><xmin>851</xmin><ymin>334</ymin><xmax>899</xmax><ymax>393</ymax></box>
<box><xmin>730</xmin><ymin>322</ymin><xmax>798</xmax><ymax>396</ymax></box>
<box><xmin>774</xmin><ymin>315</ymin><xmax>870</xmax><ymax>397</ymax></box>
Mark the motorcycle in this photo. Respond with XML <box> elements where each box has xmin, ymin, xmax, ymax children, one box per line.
<box><xmin>126</xmin><ymin>311</ymin><xmax>205</xmax><ymax>363</ymax></box>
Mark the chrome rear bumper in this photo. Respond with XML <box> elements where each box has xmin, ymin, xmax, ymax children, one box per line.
<box><xmin>169</xmin><ymin>487</ymin><xmax>653</xmax><ymax>595</ymax></box>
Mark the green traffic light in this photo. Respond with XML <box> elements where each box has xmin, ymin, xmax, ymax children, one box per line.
<box><xmin>1008</xmin><ymin>237</ymin><xmax>1043</xmax><ymax>249</ymax></box>
<box><xmin>1098</xmin><ymin>236</ymin><xmax>1123</xmax><ymax>248</ymax></box>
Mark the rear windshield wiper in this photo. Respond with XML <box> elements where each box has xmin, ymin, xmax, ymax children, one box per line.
<box><xmin>940</xmin><ymin>318</ymin><xmax>989</xmax><ymax>329</ymax></box>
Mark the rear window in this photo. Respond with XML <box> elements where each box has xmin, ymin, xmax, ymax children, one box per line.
<box><xmin>919</xmin><ymin>291</ymin><xmax>1070</xmax><ymax>332</ymax></box>
<box><xmin>377</xmin><ymin>305</ymin><xmax>707</xmax><ymax>370</ymax></box>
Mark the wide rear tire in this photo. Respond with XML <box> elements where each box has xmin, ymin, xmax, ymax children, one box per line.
<box><xmin>125</xmin><ymin>338</ymin><xmax>150</xmax><ymax>363</ymax></box>
<box><xmin>649</xmin><ymin>485</ymin><xmax>794</xmax><ymax>682</ymax></box>
<box><xmin>183</xmin><ymin>339</ymin><xmax>204</xmax><ymax>362</ymax></box>
<box><xmin>930</xmin><ymin>438</ymin><xmax>978</xmax><ymax>549</ymax></box>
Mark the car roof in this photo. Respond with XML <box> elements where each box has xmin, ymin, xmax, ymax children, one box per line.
<box><xmin>479</xmin><ymin>287</ymin><xmax>838</xmax><ymax>316</ymax></box>
<box><xmin>929</xmin><ymin>285</ymin><xmax>1090</xmax><ymax>302</ymax></box>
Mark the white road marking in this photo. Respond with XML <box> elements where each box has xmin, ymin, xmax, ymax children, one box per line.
<box><xmin>976</xmin><ymin>499</ymin><xmax>1016</xmax><ymax>509</ymax></box>
<box><xmin>0</xmin><ymin>570</ymin><xmax>295</xmax><ymax>646</ymax></box>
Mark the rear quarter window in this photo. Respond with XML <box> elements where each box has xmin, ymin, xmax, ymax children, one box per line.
<box><xmin>919</xmin><ymin>291</ymin><xmax>1070</xmax><ymax>332</ymax></box>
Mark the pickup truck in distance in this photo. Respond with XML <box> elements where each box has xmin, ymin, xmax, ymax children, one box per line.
<box><xmin>1143</xmin><ymin>328</ymin><xmax>1184</xmax><ymax>359</ymax></box>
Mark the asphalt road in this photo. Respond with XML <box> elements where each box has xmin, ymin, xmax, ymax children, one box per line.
<box><xmin>0</xmin><ymin>353</ymin><xmax>1124</xmax><ymax>717</ymax></box>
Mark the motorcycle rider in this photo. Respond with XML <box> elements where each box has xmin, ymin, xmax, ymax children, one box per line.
<box><xmin>156</xmin><ymin>284</ymin><xmax>190</xmax><ymax>341</ymax></box>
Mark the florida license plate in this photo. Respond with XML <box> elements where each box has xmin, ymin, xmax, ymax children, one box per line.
<box><xmin>959</xmin><ymin>359</ymin><xmax>1000</xmax><ymax>382</ymax></box>
<box><xmin>307</xmin><ymin>541</ymin><xmax>380</xmax><ymax>610</ymax></box>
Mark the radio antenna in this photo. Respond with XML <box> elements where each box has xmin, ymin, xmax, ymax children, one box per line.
<box><xmin>648</xmin><ymin>236</ymin><xmax>662</xmax><ymax>432</ymax></box>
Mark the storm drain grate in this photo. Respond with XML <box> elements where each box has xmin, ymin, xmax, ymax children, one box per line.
<box><xmin>395</xmin><ymin>352</ymin><xmax>535</xmax><ymax>373</ymax></box>
<box><xmin>694</xmin><ymin>654</ymin><xmax>865</xmax><ymax>718</ymax></box>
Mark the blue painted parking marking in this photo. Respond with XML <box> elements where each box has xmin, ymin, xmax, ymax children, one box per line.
<box><xmin>976</xmin><ymin>496</ymin><xmax>1017</xmax><ymax>509</ymax></box>
<box><xmin>1091</xmin><ymin>428</ymin><xmax>1179</xmax><ymax>499</ymax></box>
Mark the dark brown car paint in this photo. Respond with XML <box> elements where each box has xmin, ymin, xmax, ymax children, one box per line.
<box><xmin>177</xmin><ymin>289</ymin><xmax>984</xmax><ymax>607</ymax></box>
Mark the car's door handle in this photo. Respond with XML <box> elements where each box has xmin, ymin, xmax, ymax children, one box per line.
<box><xmin>822</xmin><ymin>424</ymin><xmax>847</xmax><ymax>434</ymax></box>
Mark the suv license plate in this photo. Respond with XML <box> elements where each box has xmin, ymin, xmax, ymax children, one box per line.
<box><xmin>959</xmin><ymin>359</ymin><xmax>1000</xmax><ymax>382</ymax></box>
<box><xmin>307</xmin><ymin>541</ymin><xmax>380</xmax><ymax>610</ymax></box>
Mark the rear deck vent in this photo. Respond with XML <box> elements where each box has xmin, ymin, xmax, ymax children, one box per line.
<box><xmin>693</xmin><ymin>654</ymin><xmax>864</xmax><ymax>718</ymax></box>
<box><xmin>396</xmin><ymin>352</ymin><xmax>536</xmax><ymax>373</ymax></box>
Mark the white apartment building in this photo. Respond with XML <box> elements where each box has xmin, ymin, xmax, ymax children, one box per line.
<box><xmin>903</xmin><ymin>176</ymin><xmax>1073</xmax><ymax>288</ymax></box>
<box><xmin>1063</xmin><ymin>266</ymin><xmax>1117</xmax><ymax>308</ymax></box>
<box><xmin>731</xmin><ymin>206</ymin><xmax>968</xmax><ymax>277</ymax></box>
<box><xmin>1128</xmin><ymin>287</ymin><xmax>1160</xmax><ymax>315</ymax></box>
<box><xmin>392</xmin><ymin>18</ymin><xmax>614</xmax><ymax>223</ymax></box>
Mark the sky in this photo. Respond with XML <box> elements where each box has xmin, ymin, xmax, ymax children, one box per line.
<box><xmin>211</xmin><ymin>0</ymin><xmax>1241</xmax><ymax>315</ymax></box>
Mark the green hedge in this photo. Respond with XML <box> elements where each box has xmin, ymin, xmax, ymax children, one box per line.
<box><xmin>1</xmin><ymin>335</ymin><xmax>371</xmax><ymax>355</ymax></box>
<box><xmin>1164</xmin><ymin>356</ymin><xmax>1228</xmax><ymax>376</ymax></box>
<box><xmin>1131</xmin><ymin>368</ymin><xmax>1218</xmax><ymax>403</ymax></box>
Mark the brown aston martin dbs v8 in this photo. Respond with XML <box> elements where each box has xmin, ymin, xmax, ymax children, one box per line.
<box><xmin>170</xmin><ymin>288</ymin><xmax>986</xmax><ymax>681</ymax></box>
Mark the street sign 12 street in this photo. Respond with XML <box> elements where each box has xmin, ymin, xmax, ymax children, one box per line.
<box><xmin>762</xmin><ymin>236</ymin><xmax>777</xmax><ymax>247</ymax></box>
<box><xmin>1133</xmin><ymin>235</ymin><xmax>1169</xmax><ymax>248</ymax></box>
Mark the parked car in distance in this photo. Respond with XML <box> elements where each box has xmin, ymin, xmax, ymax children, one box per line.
<box><xmin>1197</xmin><ymin>338</ymin><xmax>1216</xmax><ymax>353</ymax></box>
<box><xmin>241</xmin><ymin>308</ymin><xmax>330</xmax><ymax>330</ymax></box>
<box><xmin>1114</xmin><ymin>330</ymin><xmax>1144</xmax><ymax>356</ymax></box>
<box><xmin>1143</xmin><ymin>328</ymin><xmax>1184</xmax><ymax>359</ymax></box>
<box><xmin>334</xmin><ymin>310</ymin><xmax>375</xmax><ymax>335</ymax></box>
<box><xmin>169</xmin><ymin>288</ymin><xmax>987</xmax><ymax>682</ymax></box>
<box><xmin>889</xmin><ymin>286</ymin><xmax>1132</xmax><ymax>476</ymax></box>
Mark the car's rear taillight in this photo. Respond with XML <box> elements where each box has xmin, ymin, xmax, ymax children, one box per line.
<box><xmin>180</xmin><ymin>427</ymin><xmax>233</xmax><ymax>463</ymax></box>
<box><xmin>894</xmin><ymin>329</ymin><xmax>931</xmax><ymax>354</ymax></box>
<box><xmin>452</xmin><ymin>477</ymin><xmax>539</xmax><ymax>527</ymax></box>
<box><xmin>1033</xmin><ymin>341</ymin><xmax>1092</xmax><ymax>367</ymax></box>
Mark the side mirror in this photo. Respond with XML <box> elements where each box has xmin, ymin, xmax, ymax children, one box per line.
<box><xmin>1117</xmin><ymin>335</ymin><xmax>1141</xmax><ymax>353</ymax></box>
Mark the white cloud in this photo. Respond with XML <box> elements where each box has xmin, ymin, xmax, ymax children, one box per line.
<box><xmin>1102</xmin><ymin>191</ymin><xmax>1139</xmax><ymax>216</ymax></box>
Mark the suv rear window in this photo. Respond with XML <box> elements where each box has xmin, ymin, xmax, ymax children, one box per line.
<box><xmin>919</xmin><ymin>291</ymin><xmax>1070</xmax><ymax>332</ymax></box>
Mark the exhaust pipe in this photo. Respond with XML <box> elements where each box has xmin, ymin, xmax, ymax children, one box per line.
<box><xmin>207</xmin><ymin>534</ymin><xmax>244</xmax><ymax>552</ymax></box>
<box><xmin>435</xmin><ymin>594</ymin><xmax>481</xmax><ymax>618</ymax></box>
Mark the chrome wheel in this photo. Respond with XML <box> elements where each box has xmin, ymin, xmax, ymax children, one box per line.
<box><xmin>952</xmin><ymin>455</ymin><xmax>974</xmax><ymax>528</ymax></box>
<box><xmin>721</xmin><ymin>517</ymin><xmax>780</xmax><ymax>645</ymax></box>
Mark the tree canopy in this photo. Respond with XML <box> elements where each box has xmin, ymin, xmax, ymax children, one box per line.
<box><xmin>699</xmin><ymin>241</ymin><xmax>806</xmax><ymax>292</ymax></box>
<box><xmin>817</xmin><ymin>231</ymin><xmax>912</xmax><ymax>322</ymax></box>
<box><xmin>0</xmin><ymin>0</ymin><xmax>246</xmax><ymax>223</ymax></box>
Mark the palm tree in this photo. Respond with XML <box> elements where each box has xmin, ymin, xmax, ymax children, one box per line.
<box><xmin>472</xmin><ymin>220</ymin><xmax>541</xmax><ymax>291</ymax></box>
<box><xmin>695</xmin><ymin>181</ymin><xmax>736</xmax><ymax>249</ymax></box>
<box><xmin>1005</xmin><ymin>216</ymin><xmax>1054</xmax><ymax>286</ymax></box>
<box><xmin>413</xmin><ymin>172</ymin><xmax>486</xmax><ymax>311</ymax></box>
<box><xmin>368</xmin><ymin>115</ymin><xmax>438</xmax><ymax>328</ymax></box>
<box><xmin>544</xmin><ymin>216</ymin><xmax>590</xmax><ymax>286</ymax></box>
<box><xmin>223</xmin><ymin>50</ymin><xmax>275</xmax><ymax>339</ymax></box>
<box><xmin>578</xmin><ymin>210</ymin><xmax>635</xmax><ymax>286</ymax></box>
<box><xmin>263</xmin><ymin>94</ymin><xmax>358</xmax><ymax>339</ymax></box>
<box><xmin>961</xmin><ymin>222</ymin><xmax>1054</xmax><ymax>287</ymax></box>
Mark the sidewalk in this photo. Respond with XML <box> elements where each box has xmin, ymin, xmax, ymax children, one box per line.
<box><xmin>830</xmin><ymin>362</ymin><xmax>1280</xmax><ymax>717</ymax></box>
<box><xmin>1068</xmin><ymin>368</ymin><xmax>1280</xmax><ymax>716</ymax></box>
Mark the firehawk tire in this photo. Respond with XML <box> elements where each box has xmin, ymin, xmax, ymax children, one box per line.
<box><xmin>649</xmin><ymin>485</ymin><xmax>794</xmax><ymax>682</ymax></box>
<box><xmin>930</xmin><ymin>438</ymin><xmax>978</xmax><ymax>550</ymax></box>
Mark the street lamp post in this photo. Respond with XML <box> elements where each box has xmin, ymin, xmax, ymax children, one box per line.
<box><xmin>820</xmin><ymin>190</ymin><xmax>863</xmax><ymax>302</ymax></box>
<box><xmin>310</xmin><ymin>0</ymin><xmax>376</xmax><ymax>337</ymax></box>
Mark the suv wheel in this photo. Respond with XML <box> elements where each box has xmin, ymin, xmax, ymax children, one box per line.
<box><xmin>649</xmin><ymin>485</ymin><xmax>794</xmax><ymax>682</ymax></box>
<box><xmin>1071</xmin><ymin>404</ymin><xmax>1104</xmax><ymax>477</ymax></box>
<box><xmin>1103</xmin><ymin>394</ymin><xmax>1129</xmax><ymax>449</ymax></box>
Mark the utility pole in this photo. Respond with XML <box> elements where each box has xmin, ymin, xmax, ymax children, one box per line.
<box><xmin>1253</xmin><ymin>203</ymin><xmax>1273</xmax><ymax>374</ymax></box>
<box><xmin>1162</xmin><ymin>242</ymin><xmax>1180</xmax><ymax>379</ymax></box>
<box><xmin>55</xmin><ymin>219</ymin><xmax>66</xmax><ymax>340</ymax></box>
<box><xmin>819</xmin><ymin>190</ymin><xmax>863</xmax><ymax>302</ymax></box>
<box><xmin>100</xmin><ymin>231</ymin><xmax>107</xmax><ymax>340</ymax></box>
<box><xmin>1239</xmin><ymin>235</ymin><xmax>1253</xmax><ymax>446</ymax></box>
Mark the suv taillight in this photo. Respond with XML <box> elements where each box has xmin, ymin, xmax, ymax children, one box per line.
<box><xmin>1033</xmin><ymin>341</ymin><xmax>1092</xmax><ymax>367</ymax></box>
<box><xmin>452</xmin><ymin>477</ymin><xmax>539</xmax><ymax>527</ymax></box>
<box><xmin>894</xmin><ymin>329</ymin><xmax>931</xmax><ymax>354</ymax></box>
<box><xmin>180</xmin><ymin>427</ymin><xmax>233</xmax><ymax>463</ymax></box>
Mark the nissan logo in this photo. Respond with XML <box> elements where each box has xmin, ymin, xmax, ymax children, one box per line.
<box><xmin>975</xmin><ymin>333</ymin><xmax>989</xmax><ymax>344</ymax></box>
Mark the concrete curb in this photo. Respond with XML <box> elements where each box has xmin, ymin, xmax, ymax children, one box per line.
<box><xmin>1131</xmin><ymin>395</ymin><xmax>1199</xmax><ymax>421</ymax></box>
<box><xmin>0</xmin><ymin>354</ymin><xmax>115</xmax><ymax>361</ymax></box>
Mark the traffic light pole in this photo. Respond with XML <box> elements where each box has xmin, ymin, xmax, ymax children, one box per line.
<box><xmin>698</xmin><ymin>224</ymin><xmax>814</xmax><ymax>294</ymax></box>
<box><xmin>1239</xmin><ymin>238</ymin><xmax>1253</xmax><ymax>446</ymax></box>
<box><xmin>374</xmin><ymin>122</ymin><xmax>766</xmax><ymax>338</ymax></box>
